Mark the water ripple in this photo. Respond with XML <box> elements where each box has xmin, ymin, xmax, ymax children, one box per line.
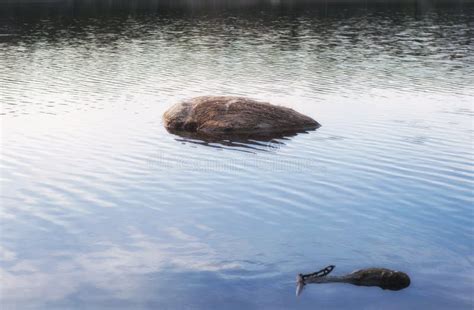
<box><xmin>1</xmin><ymin>6</ymin><xmax>474</xmax><ymax>310</ymax></box>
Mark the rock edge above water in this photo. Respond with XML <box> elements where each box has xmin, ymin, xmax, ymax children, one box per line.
<box><xmin>163</xmin><ymin>96</ymin><xmax>320</xmax><ymax>137</ymax></box>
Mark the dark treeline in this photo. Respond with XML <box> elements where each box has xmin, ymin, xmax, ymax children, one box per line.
<box><xmin>0</xmin><ymin>0</ymin><xmax>472</xmax><ymax>18</ymax></box>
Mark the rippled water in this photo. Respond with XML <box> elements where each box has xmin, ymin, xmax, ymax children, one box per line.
<box><xmin>1</xmin><ymin>3</ymin><xmax>473</xmax><ymax>309</ymax></box>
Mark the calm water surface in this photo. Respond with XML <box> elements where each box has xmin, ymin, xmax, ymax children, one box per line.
<box><xmin>1</xmin><ymin>3</ymin><xmax>473</xmax><ymax>309</ymax></box>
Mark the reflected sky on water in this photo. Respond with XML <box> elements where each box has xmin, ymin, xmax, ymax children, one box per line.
<box><xmin>1</xmin><ymin>2</ymin><xmax>473</xmax><ymax>309</ymax></box>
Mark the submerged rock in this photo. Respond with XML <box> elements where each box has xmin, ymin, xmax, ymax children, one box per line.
<box><xmin>347</xmin><ymin>268</ymin><xmax>411</xmax><ymax>291</ymax></box>
<box><xmin>163</xmin><ymin>96</ymin><xmax>320</xmax><ymax>137</ymax></box>
<box><xmin>296</xmin><ymin>265</ymin><xmax>411</xmax><ymax>296</ymax></box>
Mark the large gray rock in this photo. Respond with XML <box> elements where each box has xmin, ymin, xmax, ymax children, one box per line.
<box><xmin>163</xmin><ymin>96</ymin><xmax>320</xmax><ymax>137</ymax></box>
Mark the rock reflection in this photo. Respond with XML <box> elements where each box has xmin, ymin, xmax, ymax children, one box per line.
<box><xmin>167</xmin><ymin>128</ymin><xmax>317</xmax><ymax>152</ymax></box>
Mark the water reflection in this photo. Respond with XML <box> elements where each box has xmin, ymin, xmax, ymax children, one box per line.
<box><xmin>1</xmin><ymin>0</ymin><xmax>467</xmax><ymax>17</ymax></box>
<box><xmin>1</xmin><ymin>2</ymin><xmax>473</xmax><ymax>310</ymax></box>
<box><xmin>167</xmin><ymin>128</ymin><xmax>318</xmax><ymax>152</ymax></box>
<box><xmin>1</xmin><ymin>8</ymin><xmax>473</xmax><ymax>117</ymax></box>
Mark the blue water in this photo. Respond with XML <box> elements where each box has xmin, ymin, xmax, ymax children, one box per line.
<box><xmin>1</xmin><ymin>3</ymin><xmax>473</xmax><ymax>309</ymax></box>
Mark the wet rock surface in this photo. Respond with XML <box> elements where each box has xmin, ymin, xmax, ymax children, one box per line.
<box><xmin>163</xmin><ymin>96</ymin><xmax>320</xmax><ymax>138</ymax></box>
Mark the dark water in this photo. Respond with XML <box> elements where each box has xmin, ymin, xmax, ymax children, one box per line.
<box><xmin>1</xmin><ymin>1</ymin><xmax>473</xmax><ymax>309</ymax></box>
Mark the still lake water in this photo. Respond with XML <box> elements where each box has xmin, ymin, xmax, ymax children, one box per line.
<box><xmin>1</xmin><ymin>2</ymin><xmax>473</xmax><ymax>309</ymax></box>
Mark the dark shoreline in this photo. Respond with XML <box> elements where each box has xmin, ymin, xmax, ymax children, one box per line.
<box><xmin>0</xmin><ymin>0</ymin><xmax>472</xmax><ymax>18</ymax></box>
